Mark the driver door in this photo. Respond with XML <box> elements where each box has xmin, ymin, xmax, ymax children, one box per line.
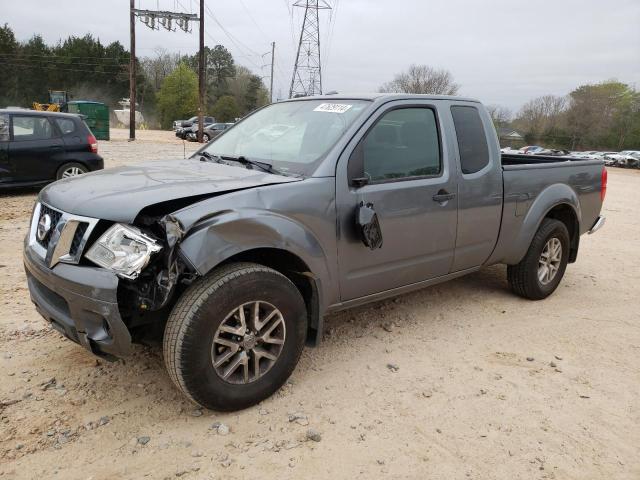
<box><xmin>336</xmin><ymin>102</ymin><xmax>458</xmax><ymax>301</ymax></box>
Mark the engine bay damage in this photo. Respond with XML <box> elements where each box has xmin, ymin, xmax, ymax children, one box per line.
<box><xmin>117</xmin><ymin>213</ymin><xmax>197</xmax><ymax>335</ymax></box>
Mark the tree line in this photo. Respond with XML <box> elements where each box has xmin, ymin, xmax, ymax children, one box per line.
<box><xmin>0</xmin><ymin>24</ymin><xmax>269</xmax><ymax>129</ymax></box>
<box><xmin>380</xmin><ymin>64</ymin><xmax>640</xmax><ymax>151</ymax></box>
<box><xmin>506</xmin><ymin>81</ymin><xmax>640</xmax><ymax>150</ymax></box>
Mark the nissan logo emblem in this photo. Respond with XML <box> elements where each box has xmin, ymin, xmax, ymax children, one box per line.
<box><xmin>37</xmin><ymin>213</ymin><xmax>52</xmax><ymax>242</ymax></box>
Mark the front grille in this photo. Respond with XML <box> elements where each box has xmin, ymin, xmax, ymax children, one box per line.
<box><xmin>29</xmin><ymin>203</ymin><xmax>98</xmax><ymax>268</ymax></box>
<box><xmin>69</xmin><ymin>222</ymin><xmax>89</xmax><ymax>257</ymax></box>
<box><xmin>36</xmin><ymin>205</ymin><xmax>63</xmax><ymax>249</ymax></box>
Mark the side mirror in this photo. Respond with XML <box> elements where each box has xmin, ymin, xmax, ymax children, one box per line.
<box><xmin>357</xmin><ymin>202</ymin><xmax>383</xmax><ymax>250</ymax></box>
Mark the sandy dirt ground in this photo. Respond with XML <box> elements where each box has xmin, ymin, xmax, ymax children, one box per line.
<box><xmin>0</xmin><ymin>129</ymin><xmax>639</xmax><ymax>479</ymax></box>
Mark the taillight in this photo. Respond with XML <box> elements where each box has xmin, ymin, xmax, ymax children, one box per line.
<box><xmin>600</xmin><ymin>167</ymin><xmax>607</xmax><ymax>202</ymax></box>
<box><xmin>87</xmin><ymin>134</ymin><xmax>98</xmax><ymax>154</ymax></box>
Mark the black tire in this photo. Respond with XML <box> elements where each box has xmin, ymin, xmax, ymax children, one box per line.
<box><xmin>507</xmin><ymin>218</ymin><xmax>570</xmax><ymax>300</ymax></box>
<box><xmin>203</xmin><ymin>133</ymin><xmax>210</xmax><ymax>142</ymax></box>
<box><xmin>163</xmin><ymin>262</ymin><xmax>307</xmax><ymax>411</ymax></box>
<box><xmin>56</xmin><ymin>162</ymin><xmax>88</xmax><ymax>180</ymax></box>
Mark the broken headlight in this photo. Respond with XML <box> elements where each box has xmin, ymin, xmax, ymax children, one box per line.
<box><xmin>85</xmin><ymin>224</ymin><xmax>162</xmax><ymax>279</ymax></box>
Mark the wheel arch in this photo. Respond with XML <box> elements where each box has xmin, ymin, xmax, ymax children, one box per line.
<box><xmin>218</xmin><ymin>248</ymin><xmax>322</xmax><ymax>346</ymax></box>
<box><xmin>544</xmin><ymin>203</ymin><xmax>580</xmax><ymax>263</ymax></box>
<box><xmin>503</xmin><ymin>183</ymin><xmax>582</xmax><ymax>265</ymax></box>
<box><xmin>176</xmin><ymin>212</ymin><xmax>332</xmax><ymax>346</ymax></box>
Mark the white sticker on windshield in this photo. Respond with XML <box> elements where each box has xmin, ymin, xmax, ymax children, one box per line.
<box><xmin>313</xmin><ymin>103</ymin><xmax>352</xmax><ymax>113</ymax></box>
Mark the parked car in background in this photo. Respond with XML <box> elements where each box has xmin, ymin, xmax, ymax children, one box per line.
<box><xmin>533</xmin><ymin>149</ymin><xmax>571</xmax><ymax>156</ymax></box>
<box><xmin>519</xmin><ymin>145</ymin><xmax>544</xmax><ymax>154</ymax></box>
<box><xmin>605</xmin><ymin>150</ymin><xmax>640</xmax><ymax>168</ymax></box>
<box><xmin>182</xmin><ymin>116</ymin><xmax>215</xmax><ymax>128</ymax></box>
<box><xmin>188</xmin><ymin>122</ymin><xmax>234</xmax><ymax>142</ymax></box>
<box><xmin>172</xmin><ymin>119</ymin><xmax>189</xmax><ymax>131</ymax></box>
<box><xmin>176</xmin><ymin>121</ymin><xmax>215</xmax><ymax>140</ymax></box>
<box><xmin>588</xmin><ymin>152</ymin><xmax>617</xmax><ymax>160</ymax></box>
<box><xmin>173</xmin><ymin>116</ymin><xmax>215</xmax><ymax>132</ymax></box>
<box><xmin>0</xmin><ymin>109</ymin><xmax>103</xmax><ymax>188</ymax></box>
<box><xmin>500</xmin><ymin>147</ymin><xmax>521</xmax><ymax>154</ymax></box>
<box><xmin>572</xmin><ymin>151</ymin><xmax>598</xmax><ymax>158</ymax></box>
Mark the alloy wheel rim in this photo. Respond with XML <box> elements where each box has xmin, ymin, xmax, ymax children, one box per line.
<box><xmin>211</xmin><ymin>301</ymin><xmax>286</xmax><ymax>384</ymax></box>
<box><xmin>62</xmin><ymin>167</ymin><xmax>83</xmax><ymax>178</ymax></box>
<box><xmin>538</xmin><ymin>237</ymin><xmax>562</xmax><ymax>285</ymax></box>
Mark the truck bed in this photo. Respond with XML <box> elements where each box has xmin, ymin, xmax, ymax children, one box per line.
<box><xmin>501</xmin><ymin>153</ymin><xmax>593</xmax><ymax>166</ymax></box>
<box><xmin>487</xmin><ymin>154</ymin><xmax>605</xmax><ymax>266</ymax></box>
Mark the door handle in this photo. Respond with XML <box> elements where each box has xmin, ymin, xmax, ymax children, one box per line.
<box><xmin>432</xmin><ymin>190</ymin><xmax>456</xmax><ymax>203</ymax></box>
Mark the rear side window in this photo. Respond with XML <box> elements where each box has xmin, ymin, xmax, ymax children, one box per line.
<box><xmin>451</xmin><ymin>106</ymin><xmax>490</xmax><ymax>174</ymax></box>
<box><xmin>11</xmin><ymin>116</ymin><xmax>54</xmax><ymax>141</ymax></box>
<box><xmin>55</xmin><ymin>118</ymin><xmax>76</xmax><ymax>135</ymax></box>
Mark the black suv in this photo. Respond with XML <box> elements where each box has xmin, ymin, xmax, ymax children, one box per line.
<box><xmin>0</xmin><ymin>109</ymin><xmax>103</xmax><ymax>188</ymax></box>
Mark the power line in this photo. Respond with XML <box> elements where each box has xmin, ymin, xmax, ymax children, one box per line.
<box><xmin>0</xmin><ymin>52</ymin><xmax>129</xmax><ymax>61</ymax></box>
<box><xmin>323</xmin><ymin>0</ymin><xmax>339</xmax><ymax>70</ymax></box>
<box><xmin>237</xmin><ymin>0</ymin><xmax>271</xmax><ymax>44</ymax></box>
<box><xmin>4</xmin><ymin>63</ymin><xmax>129</xmax><ymax>75</ymax></box>
<box><xmin>204</xmin><ymin>4</ymin><xmax>261</xmax><ymax>56</ymax></box>
<box><xmin>203</xmin><ymin>4</ymin><xmax>263</xmax><ymax>70</ymax></box>
<box><xmin>0</xmin><ymin>57</ymin><xmax>127</xmax><ymax>68</ymax></box>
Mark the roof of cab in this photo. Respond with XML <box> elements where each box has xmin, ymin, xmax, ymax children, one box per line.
<box><xmin>281</xmin><ymin>93</ymin><xmax>481</xmax><ymax>104</ymax></box>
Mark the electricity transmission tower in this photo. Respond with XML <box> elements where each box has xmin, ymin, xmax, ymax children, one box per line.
<box><xmin>289</xmin><ymin>0</ymin><xmax>331</xmax><ymax>98</ymax></box>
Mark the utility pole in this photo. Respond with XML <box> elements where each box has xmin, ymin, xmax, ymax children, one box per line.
<box><xmin>289</xmin><ymin>0</ymin><xmax>331</xmax><ymax>98</ymax></box>
<box><xmin>198</xmin><ymin>0</ymin><xmax>205</xmax><ymax>143</ymax></box>
<box><xmin>129</xmin><ymin>5</ymin><xmax>198</xmax><ymax>139</ymax></box>
<box><xmin>270</xmin><ymin>41</ymin><xmax>275</xmax><ymax>103</ymax></box>
<box><xmin>129</xmin><ymin>0</ymin><xmax>136</xmax><ymax>141</ymax></box>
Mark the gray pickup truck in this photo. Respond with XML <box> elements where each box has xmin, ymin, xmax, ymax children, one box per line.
<box><xmin>24</xmin><ymin>94</ymin><xmax>606</xmax><ymax>410</ymax></box>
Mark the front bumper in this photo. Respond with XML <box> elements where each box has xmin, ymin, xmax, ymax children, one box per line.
<box><xmin>24</xmin><ymin>242</ymin><xmax>132</xmax><ymax>359</ymax></box>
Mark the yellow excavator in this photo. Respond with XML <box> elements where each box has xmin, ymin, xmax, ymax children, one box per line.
<box><xmin>32</xmin><ymin>90</ymin><xmax>69</xmax><ymax>112</ymax></box>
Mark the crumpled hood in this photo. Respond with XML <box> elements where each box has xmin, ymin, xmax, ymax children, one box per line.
<box><xmin>40</xmin><ymin>158</ymin><xmax>300</xmax><ymax>222</ymax></box>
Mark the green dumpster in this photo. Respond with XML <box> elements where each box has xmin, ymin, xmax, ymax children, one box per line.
<box><xmin>65</xmin><ymin>101</ymin><xmax>110</xmax><ymax>140</ymax></box>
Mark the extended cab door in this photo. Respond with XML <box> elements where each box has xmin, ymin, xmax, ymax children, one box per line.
<box><xmin>448</xmin><ymin>104</ymin><xmax>503</xmax><ymax>271</ymax></box>
<box><xmin>9</xmin><ymin>114</ymin><xmax>64</xmax><ymax>182</ymax></box>
<box><xmin>335</xmin><ymin>101</ymin><xmax>458</xmax><ymax>301</ymax></box>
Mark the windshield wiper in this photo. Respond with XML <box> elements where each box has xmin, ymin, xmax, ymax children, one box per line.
<box><xmin>199</xmin><ymin>151</ymin><xmax>220</xmax><ymax>163</ymax></box>
<box><xmin>200</xmin><ymin>152</ymin><xmax>292</xmax><ymax>177</ymax></box>
<box><xmin>219</xmin><ymin>155</ymin><xmax>281</xmax><ymax>175</ymax></box>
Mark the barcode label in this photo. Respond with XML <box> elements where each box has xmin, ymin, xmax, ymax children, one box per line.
<box><xmin>313</xmin><ymin>103</ymin><xmax>352</xmax><ymax>113</ymax></box>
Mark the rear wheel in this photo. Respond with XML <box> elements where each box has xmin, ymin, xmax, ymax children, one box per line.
<box><xmin>507</xmin><ymin>218</ymin><xmax>570</xmax><ymax>300</ymax></box>
<box><xmin>163</xmin><ymin>262</ymin><xmax>307</xmax><ymax>411</ymax></box>
<box><xmin>203</xmin><ymin>133</ymin><xmax>210</xmax><ymax>142</ymax></box>
<box><xmin>56</xmin><ymin>162</ymin><xmax>88</xmax><ymax>180</ymax></box>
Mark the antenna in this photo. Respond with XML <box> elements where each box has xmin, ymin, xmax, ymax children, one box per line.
<box><xmin>289</xmin><ymin>0</ymin><xmax>331</xmax><ymax>99</ymax></box>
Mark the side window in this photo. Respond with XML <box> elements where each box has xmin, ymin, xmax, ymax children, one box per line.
<box><xmin>11</xmin><ymin>116</ymin><xmax>54</xmax><ymax>141</ymax></box>
<box><xmin>0</xmin><ymin>114</ymin><xmax>8</xmax><ymax>141</ymax></box>
<box><xmin>451</xmin><ymin>106</ymin><xmax>490</xmax><ymax>174</ymax></box>
<box><xmin>356</xmin><ymin>108</ymin><xmax>441</xmax><ymax>182</ymax></box>
<box><xmin>55</xmin><ymin>118</ymin><xmax>76</xmax><ymax>135</ymax></box>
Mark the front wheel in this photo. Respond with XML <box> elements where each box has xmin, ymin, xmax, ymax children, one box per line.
<box><xmin>163</xmin><ymin>262</ymin><xmax>307</xmax><ymax>411</ymax></box>
<box><xmin>507</xmin><ymin>218</ymin><xmax>570</xmax><ymax>300</ymax></box>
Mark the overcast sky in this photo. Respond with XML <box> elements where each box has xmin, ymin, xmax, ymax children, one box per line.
<box><xmin>4</xmin><ymin>0</ymin><xmax>640</xmax><ymax>112</ymax></box>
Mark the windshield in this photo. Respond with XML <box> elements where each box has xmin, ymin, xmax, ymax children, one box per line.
<box><xmin>200</xmin><ymin>99</ymin><xmax>370</xmax><ymax>176</ymax></box>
